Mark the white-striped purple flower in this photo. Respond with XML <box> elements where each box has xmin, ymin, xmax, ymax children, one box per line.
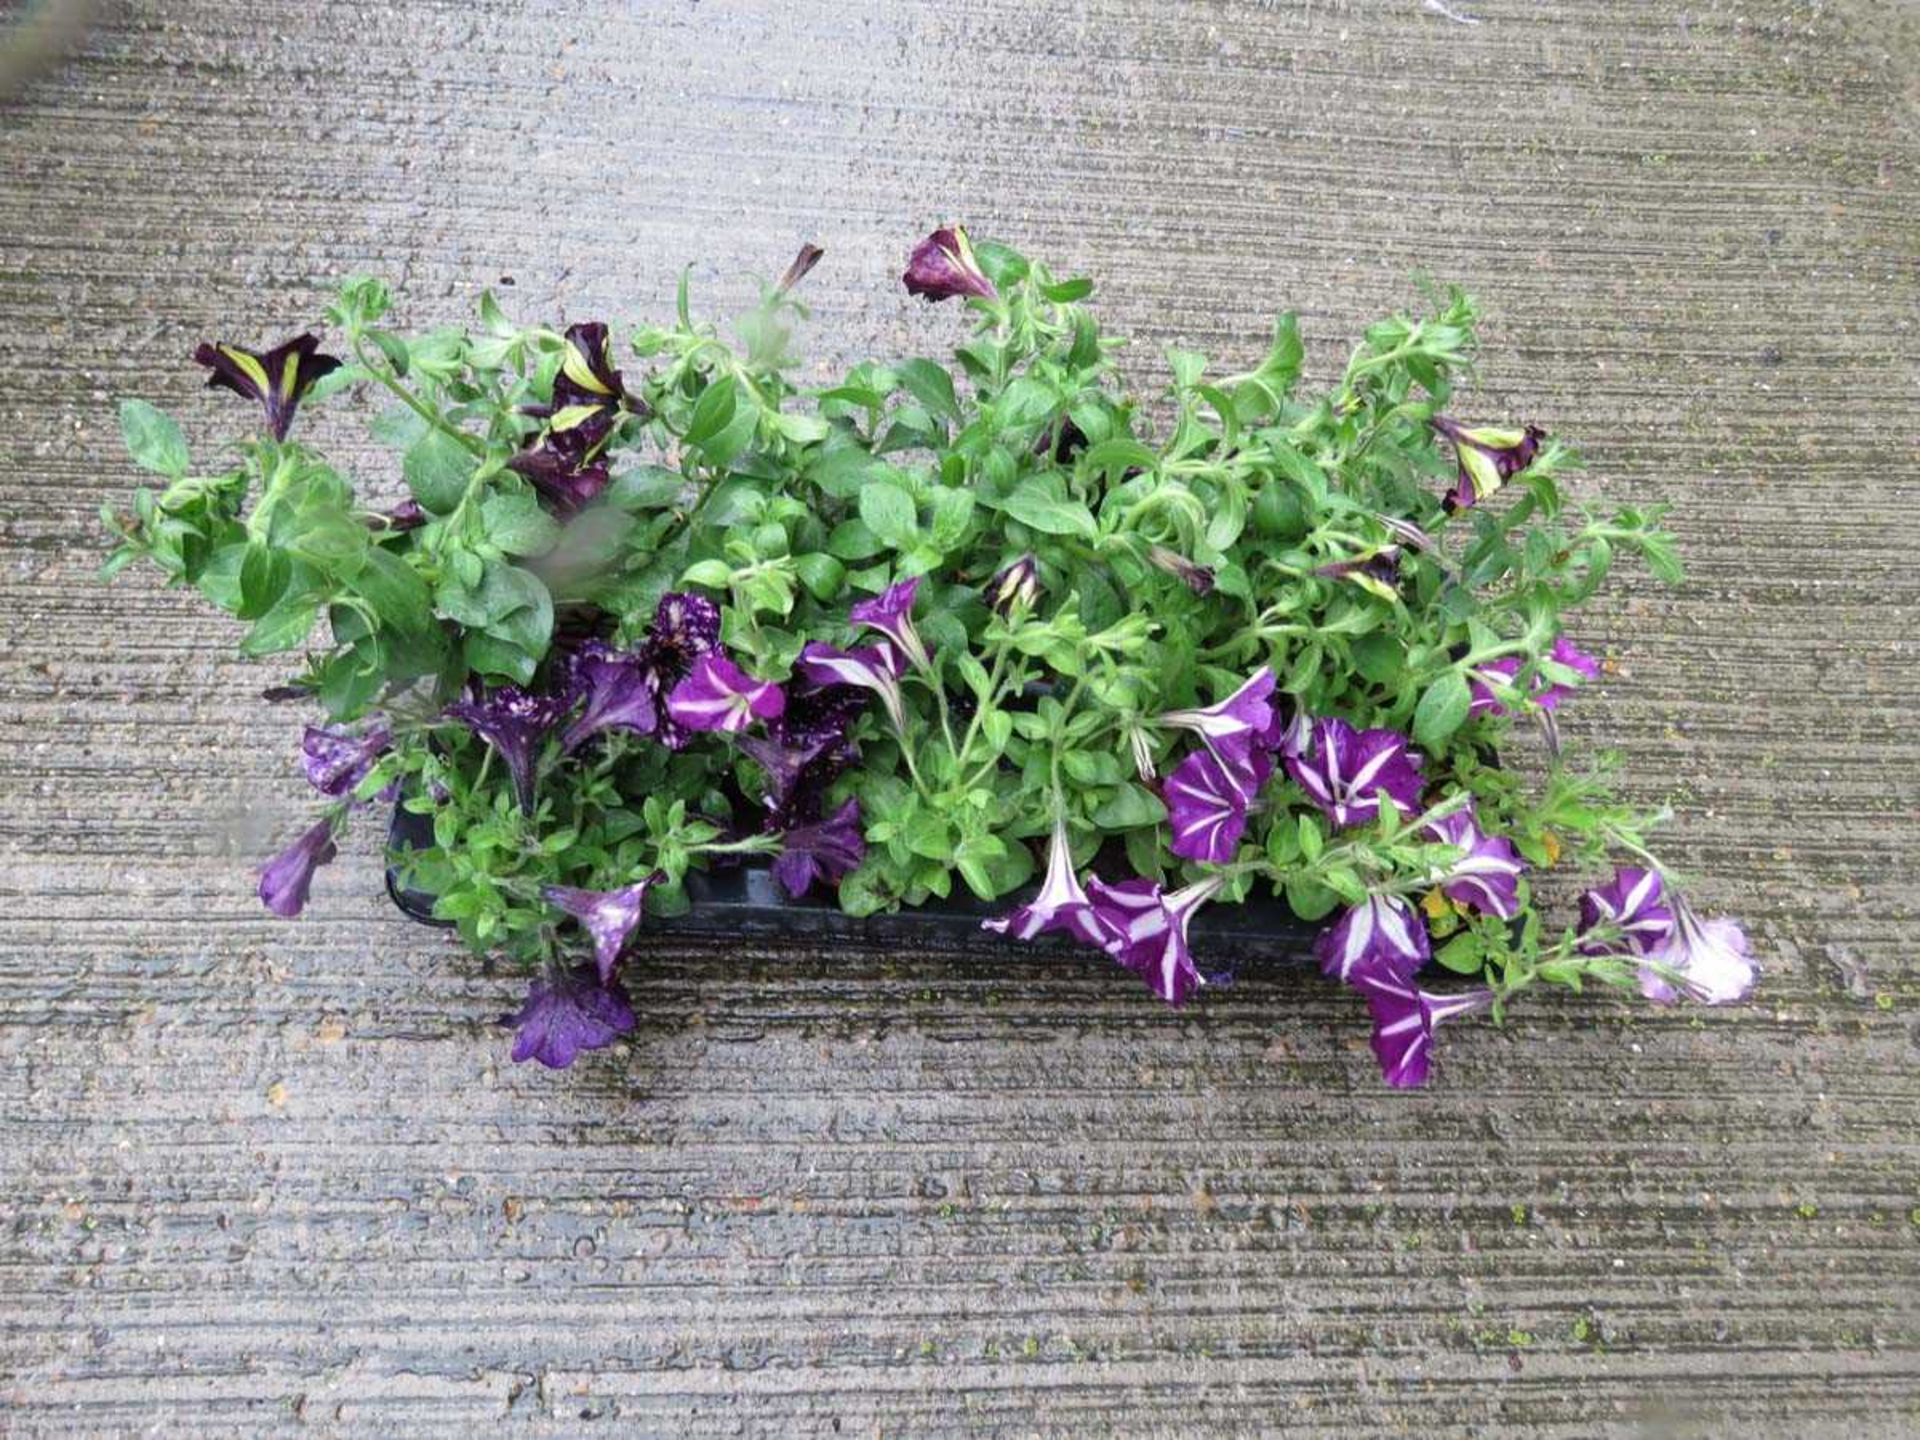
<box><xmin>508</xmin><ymin>963</ymin><xmax>635</xmax><ymax>1070</ymax></box>
<box><xmin>980</xmin><ymin>815</ymin><xmax>1106</xmax><ymax>946</ymax></box>
<box><xmin>1468</xmin><ymin>636</ymin><xmax>1601</xmax><ymax>718</ymax></box>
<box><xmin>1640</xmin><ymin>892</ymin><xmax>1757</xmax><ymax>1006</ymax></box>
<box><xmin>1158</xmin><ymin>668</ymin><xmax>1276</xmax><ymax>762</ymax></box>
<box><xmin>1285</xmin><ymin>717</ymin><xmax>1425</xmax><ymax>829</ymax></box>
<box><xmin>560</xmin><ymin>641</ymin><xmax>657</xmax><ymax>753</ymax></box>
<box><xmin>302</xmin><ymin>722</ymin><xmax>392</xmax><ymax>798</ymax></box>
<box><xmin>666</xmin><ymin>654</ymin><xmax>786</xmax><ymax>734</ymax></box>
<box><xmin>257</xmin><ymin>817</ymin><xmax>339</xmax><ymax>918</ymax></box>
<box><xmin>541</xmin><ymin>873</ymin><xmax>662</xmax><ymax>983</ymax></box>
<box><xmin>795</xmin><ymin>640</ymin><xmax>906</xmax><ymax>733</ymax></box>
<box><xmin>849</xmin><ymin>577</ymin><xmax>930</xmax><ymax>671</ymax></box>
<box><xmin>1424</xmin><ymin>804</ymin><xmax>1526</xmax><ymax>920</ymax></box>
<box><xmin>1313</xmin><ymin>893</ymin><xmax>1430</xmax><ymax>984</ymax></box>
<box><xmin>1163</xmin><ymin>749</ymin><xmax>1255</xmax><ymax>864</ymax></box>
<box><xmin>771</xmin><ymin>798</ymin><xmax>866</xmax><ymax>899</ymax></box>
<box><xmin>1351</xmin><ymin>970</ymin><xmax>1494</xmax><ymax>1088</ymax></box>
<box><xmin>1576</xmin><ymin>866</ymin><xmax>1672</xmax><ymax>958</ymax></box>
<box><xmin>1084</xmin><ymin>874</ymin><xmax>1227</xmax><ymax>1007</ymax></box>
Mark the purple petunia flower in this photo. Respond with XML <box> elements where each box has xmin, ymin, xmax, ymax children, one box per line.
<box><xmin>737</xmin><ymin>731</ymin><xmax>834</xmax><ymax>822</ymax></box>
<box><xmin>771</xmin><ymin>798</ymin><xmax>866</xmax><ymax>899</ymax></box>
<box><xmin>192</xmin><ymin>332</ymin><xmax>342</xmax><ymax>442</ymax></box>
<box><xmin>903</xmin><ymin>225</ymin><xmax>996</xmax><ymax>303</ymax></box>
<box><xmin>1146</xmin><ymin>544</ymin><xmax>1216</xmax><ymax>596</ymax></box>
<box><xmin>795</xmin><ymin>640</ymin><xmax>906</xmax><ymax>733</ymax></box>
<box><xmin>506</xmin><ymin>447</ymin><xmax>611</xmax><ymax>515</ymax></box>
<box><xmin>301</xmin><ymin>722</ymin><xmax>392</xmax><ymax>799</ymax></box>
<box><xmin>1158</xmin><ymin>668</ymin><xmax>1276</xmax><ymax>763</ymax></box>
<box><xmin>987</xmin><ymin>554</ymin><xmax>1041</xmax><ymax>614</ymax></box>
<box><xmin>1285</xmin><ymin>717</ymin><xmax>1426</xmax><ymax>829</ymax></box>
<box><xmin>1314</xmin><ymin>893</ymin><xmax>1431</xmax><ymax>985</ymax></box>
<box><xmin>1639</xmin><ymin>891</ymin><xmax>1758</xmax><ymax>1006</ymax></box>
<box><xmin>508</xmin><ymin>963</ymin><xmax>636</xmax><ymax>1069</ymax></box>
<box><xmin>1468</xmin><ymin>636</ymin><xmax>1602</xmax><ymax>719</ymax></box>
<box><xmin>640</xmin><ymin>592</ymin><xmax>723</xmax><ymax>751</ymax></box>
<box><xmin>849</xmin><ymin>577</ymin><xmax>930</xmax><ymax>671</ymax></box>
<box><xmin>1430</xmin><ymin>415</ymin><xmax>1546</xmax><ymax>514</ymax></box>
<box><xmin>445</xmin><ymin>683</ymin><xmax>572</xmax><ymax>814</ymax></box>
<box><xmin>370</xmin><ymin>498</ymin><xmax>428</xmax><ymax>532</ymax></box>
<box><xmin>560</xmin><ymin>640</ymin><xmax>657</xmax><ymax>753</ymax></box>
<box><xmin>257</xmin><ymin>817</ymin><xmax>339</xmax><ymax>918</ymax></box>
<box><xmin>1424</xmin><ymin>803</ymin><xmax>1526</xmax><ymax>920</ymax></box>
<box><xmin>541</xmin><ymin>873</ymin><xmax>662</xmax><ymax>983</ymax></box>
<box><xmin>1163</xmin><ymin>749</ymin><xmax>1257</xmax><ymax>864</ymax></box>
<box><xmin>666</xmin><ymin>654</ymin><xmax>786</xmax><ymax>734</ymax></box>
<box><xmin>1314</xmin><ymin>544</ymin><xmax>1402</xmax><ymax>601</ymax></box>
<box><xmin>980</xmin><ymin>815</ymin><xmax>1107</xmax><ymax>946</ymax></box>
<box><xmin>775</xmin><ymin>242</ymin><xmax>826</xmax><ymax>297</ymax></box>
<box><xmin>1577</xmin><ymin>866</ymin><xmax>1672</xmax><ymax>959</ymax></box>
<box><xmin>1084</xmin><ymin>874</ymin><xmax>1227</xmax><ymax>1007</ymax></box>
<box><xmin>1351</xmin><ymin>971</ymin><xmax>1494</xmax><ymax>1088</ymax></box>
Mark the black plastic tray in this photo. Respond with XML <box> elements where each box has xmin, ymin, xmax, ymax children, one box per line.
<box><xmin>384</xmin><ymin>803</ymin><xmax>1321</xmax><ymax>959</ymax></box>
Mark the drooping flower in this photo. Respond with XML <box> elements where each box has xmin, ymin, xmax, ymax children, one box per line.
<box><xmin>1639</xmin><ymin>892</ymin><xmax>1757</xmax><ymax>1006</ymax></box>
<box><xmin>849</xmin><ymin>577</ymin><xmax>929</xmax><ymax>671</ymax></box>
<box><xmin>301</xmin><ymin>722</ymin><xmax>393</xmax><ymax>799</ymax></box>
<box><xmin>1285</xmin><ymin>717</ymin><xmax>1426</xmax><ymax>829</ymax></box>
<box><xmin>1158</xmin><ymin>668</ymin><xmax>1276</xmax><ymax>762</ymax></box>
<box><xmin>1423</xmin><ymin>804</ymin><xmax>1526</xmax><ymax>920</ymax></box>
<box><xmin>257</xmin><ymin>818</ymin><xmax>339</xmax><ymax>918</ymax></box>
<box><xmin>771</xmin><ymin>798</ymin><xmax>866</xmax><ymax>899</ymax></box>
<box><xmin>775</xmin><ymin>242</ymin><xmax>825</xmax><ymax>296</ymax></box>
<box><xmin>1163</xmin><ymin>749</ymin><xmax>1256</xmax><ymax>864</ymax></box>
<box><xmin>1314</xmin><ymin>544</ymin><xmax>1402</xmax><ymax>602</ymax></box>
<box><xmin>987</xmin><ymin>554</ymin><xmax>1041</xmax><ymax>614</ymax></box>
<box><xmin>508</xmin><ymin>963</ymin><xmax>635</xmax><ymax>1069</ymax></box>
<box><xmin>981</xmin><ymin>815</ymin><xmax>1107</xmax><ymax>946</ymax></box>
<box><xmin>795</xmin><ymin>640</ymin><xmax>906</xmax><ymax>733</ymax></box>
<box><xmin>1577</xmin><ymin>866</ymin><xmax>1672</xmax><ymax>958</ymax></box>
<box><xmin>1468</xmin><ymin>636</ymin><xmax>1602</xmax><ymax>718</ymax></box>
<box><xmin>541</xmin><ymin>874</ymin><xmax>662</xmax><ymax>983</ymax></box>
<box><xmin>665</xmin><ymin>654</ymin><xmax>786</xmax><ymax>734</ymax></box>
<box><xmin>1084</xmin><ymin>874</ymin><xmax>1227</xmax><ymax>1007</ymax></box>
<box><xmin>444</xmin><ymin>682</ymin><xmax>572</xmax><ymax>814</ymax></box>
<box><xmin>192</xmin><ymin>333</ymin><xmax>342</xmax><ymax>442</ymax></box>
<box><xmin>1146</xmin><ymin>544</ymin><xmax>1215</xmax><ymax>595</ymax></box>
<box><xmin>1313</xmin><ymin>893</ymin><xmax>1431</xmax><ymax>985</ymax></box>
<box><xmin>559</xmin><ymin>641</ymin><xmax>657</xmax><ymax>753</ymax></box>
<box><xmin>737</xmin><ymin>732</ymin><xmax>832</xmax><ymax>821</ymax></box>
<box><xmin>506</xmin><ymin>447</ymin><xmax>611</xmax><ymax>515</ymax></box>
<box><xmin>1351</xmin><ymin>971</ymin><xmax>1494</xmax><ymax>1088</ymax></box>
<box><xmin>903</xmin><ymin>225</ymin><xmax>996</xmax><ymax>303</ymax></box>
<box><xmin>1430</xmin><ymin>415</ymin><xmax>1546</xmax><ymax>513</ymax></box>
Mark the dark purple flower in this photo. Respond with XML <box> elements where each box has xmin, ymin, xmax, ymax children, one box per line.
<box><xmin>445</xmin><ymin>683</ymin><xmax>572</xmax><ymax>814</ymax></box>
<box><xmin>1314</xmin><ymin>544</ymin><xmax>1402</xmax><ymax>601</ymax></box>
<box><xmin>1146</xmin><ymin>544</ymin><xmax>1215</xmax><ymax>595</ymax></box>
<box><xmin>541</xmin><ymin>873</ymin><xmax>662</xmax><ymax>983</ymax></box>
<box><xmin>1285</xmin><ymin>718</ymin><xmax>1426</xmax><ymax>829</ymax></box>
<box><xmin>301</xmin><ymin>722</ymin><xmax>392</xmax><ymax>799</ymax></box>
<box><xmin>1351</xmin><ymin>971</ymin><xmax>1493</xmax><ymax>1088</ymax></box>
<box><xmin>508</xmin><ymin>963</ymin><xmax>635</xmax><ymax>1069</ymax></box>
<box><xmin>642</xmin><ymin>592</ymin><xmax>723</xmax><ymax>751</ymax></box>
<box><xmin>849</xmin><ymin>577</ymin><xmax>929</xmax><ymax>670</ymax></box>
<box><xmin>506</xmin><ymin>447</ymin><xmax>611</xmax><ymax>515</ymax></box>
<box><xmin>369</xmin><ymin>498</ymin><xmax>427</xmax><ymax>532</ymax></box>
<box><xmin>738</xmin><ymin>731</ymin><xmax>834</xmax><ymax>821</ymax></box>
<box><xmin>257</xmin><ymin>818</ymin><xmax>338</xmax><ymax>919</ymax></box>
<box><xmin>987</xmin><ymin>554</ymin><xmax>1041</xmax><ymax>614</ymax></box>
<box><xmin>666</xmin><ymin>654</ymin><xmax>786</xmax><ymax>734</ymax></box>
<box><xmin>1158</xmin><ymin>668</ymin><xmax>1276</xmax><ymax>762</ymax></box>
<box><xmin>1163</xmin><ymin>750</ymin><xmax>1256</xmax><ymax>864</ymax></box>
<box><xmin>795</xmin><ymin>640</ymin><xmax>906</xmax><ymax>733</ymax></box>
<box><xmin>1639</xmin><ymin>891</ymin><xmax>1757</xmax><ymax>1006</ymax></box>
<box><xmin>1430</xmin><ymin>415</ymin><xmax>1546</xmax><ymax>513</ymax></box>
<box><xmin>981</xmin><ymin>816</ymin><xmax>1107</xmax><ymax>946</ymax></box>
<box><xmin>1577</xmin><ymin>866</ymin><xmax>1673</xmax><ymax>958</ymax></box>
<box><xmin>1084</xmin><ymin>874</ymin><xmax>1227</xmax><ymax>1007</ymax></box>
<box><xmin>903</xmin><ymin>225</ymin><xmax>996</xmax><ymax>303</ymax></box>
<box><xmin>560</xmin><ymin>641</ymin><xmax>656</xmax><ymax>753</ymax></box>
<box><xmin>1468</xmin><ymin>636</ymin><xmax>1602</xmax><ymax>719</ymax></box>
<box><xmin>1314</xmin><ymin>894</ymin><xmax>1430</xmax><ymax>985</ymax></box>
<box><xmin>776</xmin><ymin>242</ymin><xmax>825</xmax><ymax>296</ymax></box>
<box><xmin>192</xmin><ymin>333</ymin><xmax>341</xmax><ymax>441</ymax></box>
<box><xmin>771</xmin><ymin>798</ymin><xmax>866</xmax><ymax>899</ymax></box>
<box><xmin>1424</xmin><ymin>804</ymin><xmax>1526</xmax><ymax>920</ymax></box>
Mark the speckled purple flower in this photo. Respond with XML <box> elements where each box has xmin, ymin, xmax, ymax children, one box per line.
<box><xmin>981</xmin><ymin>816</ymin><xmax>1107</xmax><ymax>946</ymax></box>
<box><xmin>542</xmin><ymin>873</ymin><xmax>663</xmax><ymax>983</ymax></box>
<box><xmin>771</xmin><ymin>798</ymin><xmax>866</xmax><ymax>899</ymax></box>
<box><xmin>737</xmin><ymin>732</ymin><xmax>835</xmax><ymax>824</ymax></box>
<box><xmin>258</xmin><ymin>817</ymin><xmax>338</xmax><ymax>919</ymax></box>
<box><xmin>301</xmin><ymin>722</ymin><xmax>392</xmax><ymax>799</ymax></box>
<box><xmin>1084</xmin><ymin>874</ymin><xmax>1228</xmax><ymax>1008</ymax></box>
<box><xmin>1424</xmin><ymin>804</ymin><xmax>1526</xmax><ymax>920</ymax></box>
<box><xmin>1314</xmin><ymin>893</ymin><xmax>1430</xmax><ymax>985</ymax></box>
<box><xmin>508</xmin><ymin>963</ymin><xmax>635</xmax><ymax>1069</ymax></box>
<box><xmin>1351</xmin><ymin>971</ymin><xmax>1493</xmax><ymax>1088</ymax></box>
<box><xmin>445</xmin><ymin>683</ymin><xmax>572</xmax><ymax>814</ymax></box>
<box><xmin>1468</xmin><ymin>636</ymin><xmax>1602</xmax><ymax>719</ymax></box>
<box><xmin>559</xmin><ymin>641</ymin><xmax>657</xmax><ymax>753</ymax></box>
<box><xmin>193</xmin><ymin>332</ymin><xmax>341</xmax><ymax>441</ymax></box>
<box><xmin>849</xmin><ymin>577</ymin><xmax>929</xmax><ymax>671</ymax></box>
<box><xmin>903</xmin><ymin>225</ymin><xmax>996</xmax><ymax>303</ymax></box>
<box><xmin>1430</xmin><ymin>415</ymin><xmax>1545</xmax><ymax>513</ymax></box>
<box><xmin>1285</xmin><ymin>717</ymin><xmax>1425</xmax><ymax>829</ymax></box>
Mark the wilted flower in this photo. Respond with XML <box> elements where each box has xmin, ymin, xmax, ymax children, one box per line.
<box><xmin>1146</xmin><ymin>544</ymin><xmax>1215</xmax><ymax>595</ymax></box>
<box><xmin>1423</xmin><ymin>804</ymin><xmax>1526</xmax><ymax>920</ymax></box>
<box><xmin>1158</xmin><ymin>668</ymin><xmax>1276</xmax><ymax>762</ymax></box>
<box><xmin>258</xmin><ymin>817</ymin><xmax>339</xmax><ymax>918</ymax></box>
<box><xmin>776</xmin><ymin>242</ymin><xmax>825</xmax><ymax>296</ymax></box>
<box><xmin>506</xmin><ymin>448</ymin><xmax>611</xmax><ymax>515</ymax></box>
<box><xmin>542</xmin><ymin>873</ymin><xmax>662</xmax><ymax>983</ymax></box>
<box><xmin>508</xmin><ymin>963</ymin><xmax>635</xmax><ymax>1069</ymax></box>
<box><xmin>1163</xmin><ymin>749</ymin><xmax>1256</xmax><ymax>864</ymax></box>
<box><xmin>560</xmin><ymin>641</ymin><xmax>657</xmax><ymax>753</ymax></box>
<box><xmin>1314</xmin><ymin>544</ymin><xmax>1402</xmax><ymax>601</ymax></box>
<box><xmin>301</xmin><ymin>722</ymin><xmax>392</xmax><ymax>799</ymax></box>
<box><xmin>903</xmin><ymin>225</ymin><xmax>996</xmax><ymax>303</ymax></box>
<box><xmin>987</xmin><ymin>554</ymin><xmax>1042</xmax><ymax>614</ymax></box>
<box><xmin>981</xmin><ymin>815</ymin><xmax>1107</xmax><ymax>945</ymax></box>
<box><xmin>1084</xmin><ymin>874</ymin><xmax>1228</xmax><ymax>1007</ymax></box>
<box><xmin>666</xmin><ymin>654</ymin><xmax>786</xmax><ymax>734</ymax></box>
<box><xmin>192</xmin><ymin>332</ymin><xmax>342</xmax><ymax>441</ymax></box>
<box><xmin>1430</xmin><ymin>415</ymin><xmax>1546</xmax><ymax>513</ymax></box>
<box><xmin>795</xmin><ymin>640</ymin><xmax>906</xmax><ymax>733</ymax></box>
<box><xmin>771</xmin><ymin>798</ymin><xmax>865</xmax><ymax>899</ymax></box>
<box><xmin>1314</xmin><ymin>893</ymin><xmax>1430</xmax><ymax>984</ymax></box>
<box><xmin>1640</xmin><ymin>892</ymin><xmax>1757</xmax><ymax>1006</ymax></box>
<box><xmin>1351</xmin><ymin>971</ymin><xmax>1494</xmax><ymax>1088</ymax></box>
<box><xmin>1576</xmin><ymin>866</ymin><xmax>1672</xmax><ymax>958</ymax></box>
<box><xmin>444</xmin><ymin>682</ymin><xmax>572</xmax><ymax>814</ymax></box>
<box><xmin>849</xmin><ymin>577</ymin><xmax>930</xmax><ymax>671</ymax></box>
<box><xmin>1285</xmin><ymin>717</ymin><xmax>1425</xmax><ymax>829</ymax></box>
<box><xmin>1468</xmin><ymin>636</ymin><xmax>1602</xmax><ymax>718</ymax></box>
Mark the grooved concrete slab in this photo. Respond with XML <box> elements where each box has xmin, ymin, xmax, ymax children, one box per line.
<box><xmin>2</xmin><ymin>1</ymin><xmax>1917</xmax><ymax>1434</ymax></box>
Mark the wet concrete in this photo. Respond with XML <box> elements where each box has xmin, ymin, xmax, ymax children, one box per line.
<box><xmin>1</xmin><ymin>1</ymin><xmax>1917</xmax><ymax>1433</ymax></box>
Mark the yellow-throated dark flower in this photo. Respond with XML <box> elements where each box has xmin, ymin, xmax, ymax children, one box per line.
<box><xmin>538</xmin><ymin>321</ymin><xmax>645</xmax><ymax>464</ymax></box>
<box><xmin>192</xmin><ymin>332</ymin><xmax>341</xmax><ymax>441</ymax></box>
<box><xmin>903</xmin><ymin>226</ymin><xmax>996</xmax><ymax>303</ymax></box>
<box><xmin>1430</xmin><ymin>416</ymin><xmax>1545</xmax><ymax>513</ymax></box>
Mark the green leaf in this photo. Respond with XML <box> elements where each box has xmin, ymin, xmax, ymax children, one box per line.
<box><xmin>1002</xmin><ymin>478</ymin><xmax>1096</xmax><ymax>540</ymax></box>
<box><xmin>684</xmin><ymin>374</ymin><xmax>738</xmax><ymax>447</ymax></box>
<box><xmin>605</xmin><ymin>464</ymin><xmax>688</xmax><ymax>510</ymax></box>
<box><xmin>1413</xmin><ymin>670</ymin><xmax>1472</xmax><ymax>748</ymax></box>
<box><xmin>403</xmin><ymin>428</ymin><xmax>473</xmax><ymax>515</ymax></box>
<box><xmin>793</xmin><ymin>552</ymin><xmax>846</xmax><ymax>602</ymax></box>
<box><xmin>480</xmin><ymin>488</ymin><xmax>560</xmax><ymax>557</ymax></box>
<box><xmin>928</xmin><ymin>487</ymin><xmax>975</xmax><ymax>550</ymax></box>
<box><xmin>352</xmin><ymin>546</ymin><xmax>432</xmax><ymax>634</ymax></box>
<box><xmin>896</xmin><ymin>358</ymin><xmax>959</xmax><ymax>421</ymax></box>
<box><xmin>240</xmin><ymin>594</ymin><xmax>318</xmax><ymax>656</ymax></box>
<box><xmin>1435</xmin><ymin>931</ymin><xmax>1487</xmax><ymax>976</ymax></box>
<box><xmin>463</xmin><ymin>630</ymin><xmax>537</xmax><ymax>685</ymax></box>
<box><xmin>680</xmin><ymin>558</ymin><xmax>734</xmax><ymax>589</ymax></box>
<box><xmin>858</xmin><ymin>481</ymin><xmax>918</xmax><ymax>547</ymax></box>
<box><xmin>119</xmin><ymin>400</ymin><xmax>189</xmax><ymax>477</ymax></box>
<box><xmin>1090</xmin><ymin>783</ymin><xmax>1167</xmax><ymax>829</ymax></box>
<box><xmin>237</xmin><ymin>542</ymin><xmax>289</xmax><ymax>621</ymax></box>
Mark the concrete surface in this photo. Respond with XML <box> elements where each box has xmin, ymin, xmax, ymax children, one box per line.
<box><xmin>2</xmin><ymin>0</ymin><xmax>1917</xmax><ymax>1434</ymax></box>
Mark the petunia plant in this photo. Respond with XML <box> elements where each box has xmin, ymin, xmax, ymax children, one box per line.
<box><xmin>103</xmin><ymin>226</ymin><xmax>1757</xmax><ymax>1080</ymax></box>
